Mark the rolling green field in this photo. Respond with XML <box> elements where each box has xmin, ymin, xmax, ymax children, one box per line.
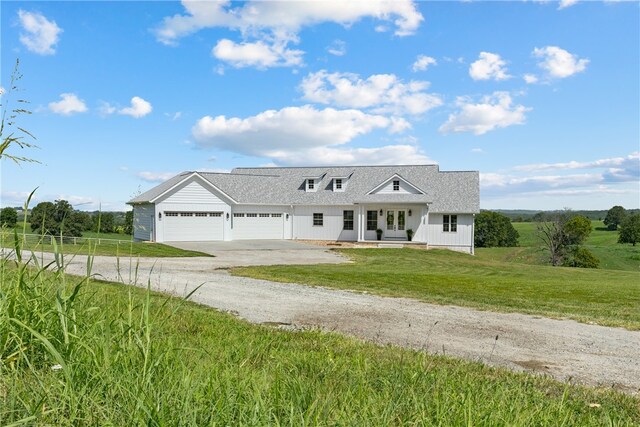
<box><xmin>2</xmin><ymin>260</ymin><xmax>638</xmax><ymax>426</ymax></box>
<box><xmin>476</xmin><ymin>221</ymin><xmax>640</xmax><ymax>272</ymax></box>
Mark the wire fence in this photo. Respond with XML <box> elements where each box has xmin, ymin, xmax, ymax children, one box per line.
<box><xmin>2</xmin><ymin>232</ymin><xmax>133</xmax><ymax>246</ymax></box>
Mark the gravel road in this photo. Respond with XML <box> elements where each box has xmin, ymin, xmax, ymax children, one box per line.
<box><xmin>18</xmin><ymin>251</ymin><xmax>640</xmax><ymax>394</ymax></box>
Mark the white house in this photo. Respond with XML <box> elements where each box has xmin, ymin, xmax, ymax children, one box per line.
<box><xmin>128</xmin><ymin>165</ymin><xmax>480</xmax><ymax>253</ymax></box>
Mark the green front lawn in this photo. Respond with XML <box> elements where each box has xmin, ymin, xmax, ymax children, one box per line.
<box><xmin>2</xmin><ymin>263</ymin><xmax>638</xmax><ymax>425</ymax></box>
<box><xmin>233</xmin><ymin>248</ymin><xmax>640</xmax><ymax>330</ymax></box>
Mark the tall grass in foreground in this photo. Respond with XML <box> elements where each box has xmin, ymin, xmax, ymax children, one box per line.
<box><xmin>1</xmin><ymin>230</ymin><xmax>639</xmax><ymax>425</ymax></box>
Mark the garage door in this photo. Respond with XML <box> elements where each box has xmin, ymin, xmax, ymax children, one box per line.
<box><xmin>233</xmin><ymin>213</ymin><xmax>284</xmax><ymax>240</ymax></box>
<box><xmin>163</xmin><ymin>212</ymin><xmax>224</xmax><ymax>241</ymax></box>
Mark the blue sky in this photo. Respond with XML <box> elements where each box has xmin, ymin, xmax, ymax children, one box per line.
<box><xmin>1</xmin><ymin>0</ymin><xmax>638</xmax><ymax>211</ymax></box>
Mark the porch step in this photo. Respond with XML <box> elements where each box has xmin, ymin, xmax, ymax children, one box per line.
<box><xmin>377</xmin><ymin>243</ymin><xmax>405</xmax><ymax>248</ymax></box>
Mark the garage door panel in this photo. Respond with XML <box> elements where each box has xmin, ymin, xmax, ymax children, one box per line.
<box><xmin>163</xmin><ymin>212</ymin><xmax>224</xmax><ymax>241</ymax></box>
<box><xmin>233</xmin><ymin>213</ymin><xmax>284</xmax><ymax>240</ymax></box>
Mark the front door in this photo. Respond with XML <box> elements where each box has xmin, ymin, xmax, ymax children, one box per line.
<box><xmin>385</xmin><ymin>209</ymin><xmax>406</xmax><ymax>239</ymax></box>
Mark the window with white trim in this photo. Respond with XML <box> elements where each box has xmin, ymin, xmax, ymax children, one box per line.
<box><xmin>443</xmin><ymin>214</ymin><xmax>457</xmax><ymax>232</ymax></box>
<box><xmin>307</xmin><ymin>179</ymin><xmax>315</xmax><ymax>190</ymax></box>
<box><xmin>313</xmin><ymin>213</ymin><xmax>323</xmax><ymax>226</ymax></box>
<box><xmin>392</xmin><ymin>180</ymin><xmax>400</xmax><ymax>191</ymax></box>
<box><xmin>367</xmin><ymin>210</ymin><xmax>378</xmax><ymax>231</ymax></box>
<box><xmin>343</xmin><ymin>210</ymin><xmax>354</xmax><ymax>230</ymax></box>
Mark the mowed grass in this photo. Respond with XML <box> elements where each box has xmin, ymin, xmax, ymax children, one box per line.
<box><xmin>2</xmin><ymin>262</ymin><xmax>638</xmax><ymax>426</ymax></box>
<box><xmin>476</xmin><ymin>221</ymin><xmax>640</xmax><ymax>272</ymax></box>
<box><xmin>1</xmin><ymin>229</ymin><xmax>209</xmax><ymax>258</ymax></box>
<box><xmin>233</xmin><ymin>248</ymin><xmax>640</xmax><ymax>330</ymax></box>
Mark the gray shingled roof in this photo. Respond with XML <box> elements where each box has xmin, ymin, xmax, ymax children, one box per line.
<box><xmin>128</xmin><ymin>165</ymin><xmax>479</xmax><ymax>213</ymax></box>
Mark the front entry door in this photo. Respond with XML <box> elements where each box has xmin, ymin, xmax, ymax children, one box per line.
<box><xmin>385</xmin><ymin>209</ymin><xmax>407</xmax><ymax>239</ymax></box>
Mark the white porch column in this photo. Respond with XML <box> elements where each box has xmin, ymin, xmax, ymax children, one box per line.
<box><xmin>425</xmin><ymin>204</ymin><xmax>430</xmax><ymax>248</ymax></box>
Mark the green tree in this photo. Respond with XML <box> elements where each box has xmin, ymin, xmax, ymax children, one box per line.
<box><xmin>474</xmin><ymin>211</ymin><xmax>519</xmax><ymax>248</ymax></box>
<box><xmin>562</xmin><ymin>246</ymin><xmax>599</xmax><ymax>268</ymax></box>
<box><xmin>94</xmin><ymin>212</ymin><xmax>115</xmax><ymax>233</ymax></box>
<box><xmin>124</xmin><ymin>210</ymin><xmax>133</xmax><ymax>235</ymax></box>
<box><xmin>73</xmin><ymin>211</ymin><xmax>94</xmax><ymax>231</ymax></box>
<box><xmin>30</xmin><ymin>200</ymin><xmax>83</xmax><ymax>237</ymax></box>
<box><xmin>0</xmin><ymin>207</ymin><xmax>18</xmax><ymax>227</ymax></box>
<box><xmin>603</xmin><ymin>205</ymin><xmax>627</xmax><ymax>230</ymax></box>
<box><xmin>537</xmin><ymin>212</ymin><xmax>594</xmax><ymax>267</ymax></box>
<box><xmin>30</xmin><ymin>202</ymin><xmax>58</xmax><ymax>235</ymax></box>
<box><xmin>618</xmin><ymin>213</ymin><xmax>640</xmax><ymax>246</ymax></box>
<box><xmin>563</xmin><ymin>215</ymin><xmax>592</xmax><ymax>245</ymax></box>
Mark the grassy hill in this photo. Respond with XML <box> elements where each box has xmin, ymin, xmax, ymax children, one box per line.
<box><xmin>476</xmin><ymin>221</ymin><xmax>640</xmax><ymax>272</ymax></box>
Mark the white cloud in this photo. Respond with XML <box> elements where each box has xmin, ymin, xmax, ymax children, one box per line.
<box><xmin>18</xmin><ymin>10</ymin><xmax>62</xmax><ymax>55</ymax></box>
<box><xmin>412</xmin><ymin>55</ymin><xmax>437</xmax><ymax>72</ymax></box>
<box><xmin>98</xmin><ymin>101</ymin><xmax>116</xmax><ymax>116</ymax></box>
<box><xmin>523</xmin><ymin>74</ymin><xmax>539</xmax><ymax>84</ymax></box>
<box><xmin>268</xmin><ymin>144</ymin><xmax>433</xmax><ymax>166</ymax></box>
<box><xmin>155</xmin><ymin>1</ymin><xmax>422</xmax><ymax>69</ymax></box>
<box><xmin>558</xmin><ymin>0</ymin><xmax>578</xmax><ymax>9</ymax></box>
<box><xmin>469</xmin><ymin>52</ymin><xmax>511</xmax><ymax>81</ymax></box>
<box><xmin>192</xmin><ymin>105</ymin><xmax>412</xmax><ymax>164</ymax></box>
<box><xmin>48</xmin><ymin>93</ymin><xmax>88</xmax><ymax>115</ymax></box>
<box><xmin>119</xmin><ymin>96</ymin><xmax>153</xmax><ymax>118</ymax></box>
<box><xmin>212</xmin><ymin>38</ymin><xmax>303</xmax><ymax>69</ymax></box>
<box><xmin>155</xmin><ymin>0</ymin><xmax>423</xmax><ymax>45</ymax></box>
<box><xmin>533</xmin><ymin>46</ymin><xmax>588</xmax><ymax>79</ymax></box>
<box><xmin>326</xmin><ymin>39</ymin><xmax>347</xmax><ymax>56</ymax></box>
<box><xmin>439</xmin><ymin>92</ymin><xmax>530</xmax><ymax>135</ymax></box>
<box><xmin>165</xmin><ymin>111</ymin><xmax>182</xmax><ymax>121</ymax></box>
<box><xmin>513</xmin><ymin>152</ymin><xmax>640</xmax><ymax>172</ymax></box>
<box><xmin>300</xmin><ymin>70</ymin><xmax>442</xmax><ymax>115</ymax></box>
<box><xmin>137</xmin><ymin>171</ymin><xmax>177</xmax><ymax>183</ymax></box>
<box><xmin>471</xmin><ymin>148</ymin><xmax>483</xmax><ymax>153</ymax></box>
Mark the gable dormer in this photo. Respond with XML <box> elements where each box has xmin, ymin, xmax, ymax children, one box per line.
<box><xmin>332</xmin><ymin>177</ymin><xmax>348</xmax><ymax>192</ymax></box>
<box><xmin>304</xmin><ymin>173</ymin><xmax>326</xmax><ymax>192</ymax></box>
<box><xmin>368</xmin><ymin>174</ymin><xmax>425</xmax><ymax>195</ymax></box>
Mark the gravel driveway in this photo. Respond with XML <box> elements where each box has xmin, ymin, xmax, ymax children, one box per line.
<box><xmin>23</xmin><ymin>251</ymin><xmax>640</xmax><ymax>394</ymax></box>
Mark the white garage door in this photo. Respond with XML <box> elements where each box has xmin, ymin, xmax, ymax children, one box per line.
<box><xmin>163</xmin><ymin>212</ymin><xmax>224</xmax><ymax>241</ymax></box>
<box><xmin>233</xmin><ymin>213</ymin><xmax>284</xmax><ymax>240</ymax></box>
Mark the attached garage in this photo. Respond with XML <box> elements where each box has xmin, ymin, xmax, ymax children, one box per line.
<box><xmin>163</xmin><ymin>211</ymin><xmax>224</xmax><ymax>241</ymax></box>
<box><xmin>232</xmin><ymin>213</ymin><xmax>284</xmax><ymax>240</ymax></box>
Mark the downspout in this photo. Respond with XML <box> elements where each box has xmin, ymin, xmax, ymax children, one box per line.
<box><xmin>471</xmin><ymin>213</ymin><xmax>475</xmax><ymax>255</ymax></box>
<box><xmin>425</xmin><ymin>203</ymin><xmax>430</xmax><ymax>249</ymax></box>
<box><xmin>290</xmin><ymin>205</ymin><xmax>294</xmax><ymax>240</ymax></box>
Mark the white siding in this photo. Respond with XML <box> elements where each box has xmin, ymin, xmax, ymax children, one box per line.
<box><xmin>372</xmin><ymin>178</ymin><xmax>421</xmax><ymax>195</ymax></box>
<box><xmin>232</xmin><ymin>206</ymin><xmax>289</xmax><ymax>240</ymax></box>
<box><xmin>427</xmin><ymin>213</ymin><xmax>474</xmax><ymax>253</ymax></box>
<box><xmin>161</xmin><ymin>179</ymin><xmax>227</xmax><ymax>204</ymax></box>
<box><xmin>293</xmin><ymin>206</ymin><xmax>358</xmax><ymax>241</ymax></box>
<box><xmin>154</xmin><ymin>177</ymin><xmax>231</xmax><ymax>242</ymax></box>
<box><xmin>133</xmin><ymin>204</ymin><xmax>155</xmax><ymax>241</ymax></box>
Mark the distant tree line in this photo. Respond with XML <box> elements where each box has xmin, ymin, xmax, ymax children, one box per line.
<box><xmin>0</xmin><ymin>201</ymin><xmax>133</xmax><ymax>237</ymax></box>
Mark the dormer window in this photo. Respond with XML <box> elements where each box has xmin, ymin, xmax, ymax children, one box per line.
<box><xmin>393</xmin><ymin>180</ymin><xmax>400</xmax><ymax>191</ymax></box>
<box><xmin>332</xmin><ymin>177</ymin><xmax>348</xmax><ymax>192</ymax></box>
<box><xmin>308</xmin><ymin>179</ymin><xmax>315</xmax><ymax>190</ymax></box>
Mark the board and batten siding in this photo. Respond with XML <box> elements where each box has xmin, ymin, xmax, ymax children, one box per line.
<box><xmin>154</xmin><ymin>177</ymin><xmax>231</xmax><ymax>242</ymax></box>
<box><xmin>293</xmin><ymin>206</ymin><xmax>358</xmax><ymax>241</ymax></box>
<box><xmin>133</xmin><ymin>203</ymin><xmax>155</xmax><ymax>241</ymax></box>
<box><xmin>427</xmin><ymin>213</ymin><xmax>474</xmax><ymax>254</ymax></box>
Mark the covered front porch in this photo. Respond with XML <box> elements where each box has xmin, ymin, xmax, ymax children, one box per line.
<box><xmin>355</xmin><ymin>203</ymin><xmax>429</xmax><ymax>243</ymax></box>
